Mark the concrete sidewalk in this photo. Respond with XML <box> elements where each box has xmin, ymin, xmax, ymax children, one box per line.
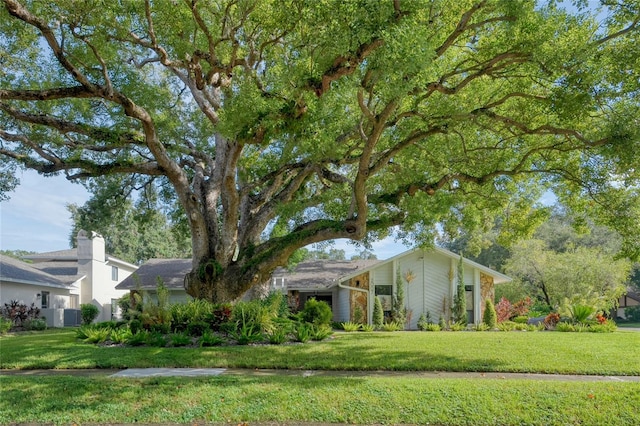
<box><xmin>3</xmin><ymin>367</ymin><xmax>640</xmax><ymax>382</ymax></box>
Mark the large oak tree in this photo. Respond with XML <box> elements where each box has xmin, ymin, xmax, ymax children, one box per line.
<box><xmin>2</xmin><ymin>0</ymin><xmax>639</xmax><ymax>301</ymax></box>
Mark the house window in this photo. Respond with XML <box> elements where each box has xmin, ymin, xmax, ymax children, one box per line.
<box><xmin>375</xmin><ymin>285</ymin><xmax>393</xmax><ymax>318</ymax></box>
<box><xmin>273</xmin><ymin>277</ymin><xmax>285</xmax><ymax>289</ymax></box>
<box><xmin>41</xmin><ymin>291</ymin><xmax>50</xmax><ymax>309</ymax></box>
<box><xmin>111</xmin><ymin>266</ymin><xmax>119</xmax><ymax>281</ymax></box>
<box><xmin>465</xmin><ymin>285</ymin><xmax>474</xmax><ymax>324</ymax></box>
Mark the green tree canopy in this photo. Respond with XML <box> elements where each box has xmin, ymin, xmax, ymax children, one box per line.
<box><xmin>67</xmin><ymin>179</ymin><xmax>191</xmax><ymax>265</ymax></box>
<box><xmin>504</xmin><ymin>239</ymin><xmax>630</xmax><ymax>311</ymax></box>
<box><xmin>2</xmin><ymin>0</ymin><xmax>639</xmax><ymax>301</ymax></box>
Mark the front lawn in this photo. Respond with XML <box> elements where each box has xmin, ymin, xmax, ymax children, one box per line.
<box><xmin>0</xmin><ymin>374</ymin><xmax>638</xmax><ymax>425</ymax></box>
<box><xmin>1</xmin><ymin>328</ymin><xmax>639</xmax><ymax>375</ymax></box>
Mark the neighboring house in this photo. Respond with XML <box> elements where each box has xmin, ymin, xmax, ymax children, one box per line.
<box><xmin>5</xmin><ymin>230</ymin><xmax>138</xmax><ymax>324</ymax></box>
<box><xmin>0</xmin><ymin>254</ymin><xmax>73</xmax><ymax>326</ymax></box>
<box><xmin>118</xmin><ymin>247</ymin><xmax>510</xmax><ymax>329</ymax></box>
<box><xmin>115</xmin><ymin>258</ymin><xmax>193</xmax><ymax>303</ymax></box>
<box><xmin>616</xmin><ymin>289</ymin><xmax>640</xmax><ymax>319</ymax></box>
<box><xmin>273</xmin><ymin>247</ymin><xmax>511</xmax><ymax>328</ymax></box>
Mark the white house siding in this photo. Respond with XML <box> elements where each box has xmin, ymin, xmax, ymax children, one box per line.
<box><xmin>397</xmin><ymin>251</ymin><xmax>425</xmax><ymax>329</ymax></box>
<box><xmin>420</xmin><ymin>252</ymin><xmax>453</xmax><ymax>327</ymax></box>
<box><xmin>77</xmin><ymin>233</ymin><xmax>136</xmax><ymax>321</ymax></box>
<box><xmin>0</xmin><ymin>282</ymin><xmax>70</xmax><ymax>310</ymax></box>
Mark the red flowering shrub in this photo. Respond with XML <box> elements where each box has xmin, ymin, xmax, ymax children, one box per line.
<box><xmin>595</xmin><ymin>313</ymin><xmax>607</xmax><ymax>324</ymax></box>
<box><xmin>544</xmin><ymin>312</ymin><xmax>560</xmax><ymax>329</ymax></box>
<box><xmin>512</xmin><ymin>297</ymin><xmax>532</xmax><ymax>317</ymax></box>
<box><xmin>495</xmin><ymin>297</ymin><xmax>512</xmax><ymax>323</ymax></box>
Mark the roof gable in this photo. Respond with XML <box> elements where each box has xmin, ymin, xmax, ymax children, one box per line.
<box><xmin>339</xmin><ymin>247</ymin><xmax>511</xmax><ymax>283</ymax></box>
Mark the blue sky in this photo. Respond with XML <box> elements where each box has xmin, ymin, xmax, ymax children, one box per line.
<box><xmin>1</xmin><ymin>170</ymin><xmax>90</xmax><ymax>253</ymax></box>
<box><xmin>0</xmin><ymin>170</ymin><xmax>411</xmax><ymax>257</ymax></box>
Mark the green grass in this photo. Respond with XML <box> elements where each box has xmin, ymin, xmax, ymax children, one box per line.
<box><xmin>1</xmin><ymin>328</ymin><xmax>639</xmax><ymax>375</ymax></box>
<box><xmin>2</xmin><ymin>329</ymin><xmax>639</xmax><ymax>425</ymax></box>
<box><xmin>1</xmin><ymin>375</ymin><xmax>639</xmax><ymax>425</ymax></box>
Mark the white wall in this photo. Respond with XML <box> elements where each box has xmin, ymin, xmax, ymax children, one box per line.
<box><xmin>77</xmin><ymin>232</ymin><xmax>136</xmax><ymax>321</ymax></box>
<box><xmin>0</xmin><ymin>281</ymin><xmax>70</xmax><ymax>310</ymax></box>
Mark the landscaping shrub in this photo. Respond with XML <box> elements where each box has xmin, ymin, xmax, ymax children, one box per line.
<box><xmin>373</xmin><ymin>296</ymin><xmax>384</xmax><ymax>329</ymax></box>
<box><xmin>472</xmin><ymin>323</ymin><xmax>490</xmax><ymax>331</ymax></box>
<box><xmin>186</xmin><ymin>320</ymin><xmax>210</xmax><ymax>337</ymax></box>
<box><xmin>556</xmin><ymin>322</ymin><xmax>575</xmax><ymax>332</ymax></box>
<box><xmin>568</xmin><ymin>304</ymin><xmax>596</xmax><ymax>324</ymax></box>
<box><xmin>449</xmin><ymin>321</ymin><xmax>467</xmax><ymax>331</ymax></box>
<box><xmin>110</xmin><ymin>327</ymin><xmax>133</xmax><ymax>344</ymax></box>
<box><xmin>170</xmin><ymin>299</ymin><xmax>214</xmax><ymax>332</ymax></box>
<box><xmin>79</xmin><ymin>326</ymin><xmax>110</xmax><ymax>344</ymax></box>
<box><xmin>267</xmin><ymin>326</ymin><xmax>289</xmax><ymax>345</ymax></box>
<box><xmin>126</xmin><ymin>330</ymin><xmax>149</xmax><ymax>346</ymax></box>
<box><xmin>149</xmin><ymin>322</ymin><xmax>171</xmax><ymax>334</ymax></box>
<box><xmin>311</xmin><ymin>324</ymin><xmax>333</xmax><ymax>341</ymax></box>
<box><xmin>483</xmin><ymin>299</ymin><xmax>497</xmax><ymax>328</ymax></box>
<box><xmin>544</xmin><ymin>312</ymin><xmax>561</xmax><ymax>329</ymax></box>
<box><xmin>495</xmin><ymin>297</ymin><xmax>512</xmax><ymax>323</ymax></box>
<box><xmin>438</xmin><ymin>316</ymin><xmax>447</xmax><ymax>330</ymax></box>
<box><xmin>139</xmin><ymin>280</ymin><xmax>172</xmax><ymax>331</ymax></box>
<box><xmin>0</xmin><ymin>317</ymin><xmax>12</xmax><ymax>334</ymax></box>
<box><xmin>340</xmin><ymin>321</ymin><xmax>361</xmax><ymax>332</ymax></box>
<box><xmin>381</xmin><ymin>321</ymin><xmax>404</xmax><ymax>331</ymax></box>
<box><xmin>117</xmin><ymin>292</ymin><xmax>142</xmax><ymax>321</ymax></box>
<box><xmin>80</xmin><ymin>303</ymin><xmax>100</xmax><ymax>325</ymax></box>
<box><xmin>129</xmin><ymin>319</ymin><xmax>142</xmax><ymax>334</ymax></box>
<box><xmin>146</xmin><ymin>332</ymin><xmax>168</xmax><ymax>347</ymax></box>
<box><xmin>200</xmin><ymin>330</ymin><xmax>226</xmax><ymax>347</ymax></box>
<box><xmin>230</xmin><ymin>306</ymin><xmax>265</xmax><ymax>344</ymax></box>
<box><xmin>497</xmin><ymin>321</ymin><xmax>516</xmax><ymax>331</ymax></box>
<box><xmin>209</xmin><ymin>303</ymin><xmax>233</xmax><ymax>330</ymax></box>
<box><xmin>513</xmin><ymin>315</ymin><xmax>528</xmax><ymax>324</ymax></box>
<box><xmin>293</xmin><ymin>323</ymin><xmax>312</xmax><ymax>343</ymax></box>
<box><xmin>2</xmin><ymin>300</ymin><xmax>40</xmax><ymax>327</ymax></box>
<box><xmin>23</xmin><ymin>318</ymin><xmax>47</xmax><ymax>331</ymax></box>
<box><xmin>232</xmin><ymin>299</ymin><xmax>279</xmax><ymax>334</ymax></box>
<box><xmin>587</xmin><ymin>321</ymin><xmax>617</xmax><ymax>333</ymax></box>
<box><xmin>299</xmin><ymin>298</ymin><xmax>332</xmax><ymax>326</ymax></box>
<box><xmin>421</xmin><ymin>323</ymin><xmax>441</xmax><ymax>332</ymax></box>
<box><xmin>624</xmin><ymin>305</ymin><xmax>640</xmax><ymax>322</ymax></box>
<box><xmin>169</xmin><ymin>333</ymin><xmax>192</xmax><ymax>347</ymax></box>
<box><xmin>360</xmin><ymin>324</ymin><xmax>375</xmax><ymax>332</ymax></box>
<box><xmin>511</xmin><ymin>297</ymin><xmax>532</xmax><ymax>318</ymax></box>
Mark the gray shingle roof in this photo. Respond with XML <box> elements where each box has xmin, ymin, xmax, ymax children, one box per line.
<box><xmin>115</xmin><ymin>258</ymin><xmax>380</xmax><ymax>292</ymax></box>
<box><xmin>115</xmin><ymin>258</ymin><xmax>192</xmax><ymax>290</ymax></box>
<box><xmin>23</xmin><ymin>249</ymin><xmax>78</xmax><ymax>261</ymax></box>
<box><xmin>273</xmin><ymin>259</ymin><xmax>381</xmax><ymax>290</ymax></box>
<box><xmin>0</xmin><ymin>255</ymin><xmax>71</xmax><ymax>289</ymax></box>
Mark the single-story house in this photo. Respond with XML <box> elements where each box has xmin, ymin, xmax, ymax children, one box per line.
<box><xmin>118</xmin><ymin>247</ymin><xmax>511</xmax><ymax>329</ymax></box>
<box><xmin>1</xmin><ymin>231</ymin><xmax>137</xmax><ymax>325</ymax></box>
<box><xmin>274</xmin><ymin>247</ymin><xmax>511</xmax><ymax>328</ymax></box>
<box><xmin>115</xmin><ymin>258</ymin><xmax>193</xmax><ymax>303</ymax></box>
<box><xmin>616</xmin><ymin>289</ymin><xmax>640</xmax><ymax>319</ymax></box>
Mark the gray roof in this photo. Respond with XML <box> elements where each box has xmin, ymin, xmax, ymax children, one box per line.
<box><xmin>26</xmin><ymin>261</ymin><xmax>83</xmax><ymax>284</ymax></box>
<box><xmin>273</xmin><ymin>259</ymin><xmax>381</xmax><ymax>290</ymax></box>
<box><xmin>115</xmin><ymin>258</ymin><xmax>380</xmax><ymax>292</ymax></box>
<box><xmin>23</xmin><ymin>249</ymin><xmax>78</xmax><ymax>261</ymax></box>
<box><xmin>115</xmin><ymin>258</ymin><xmax>192</xmax><ymax>290</ymax></box>
<box><xmin>24</xmin><ymin>248</ymin><xmax>137</xmax><ymax>269</ymax></box>
<box><xmin>0</xmin><ymin>254</ymin><xmax>71</xmax><ymax>289</ymax></box>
